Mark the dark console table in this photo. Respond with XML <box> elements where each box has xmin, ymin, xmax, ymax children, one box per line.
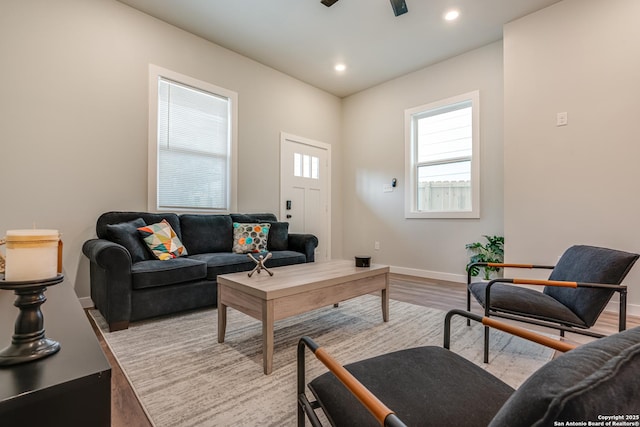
<box><xmin>0</xmin><ymin>278</ymin><xmax>111</xmax><ymax>426</ymax></box>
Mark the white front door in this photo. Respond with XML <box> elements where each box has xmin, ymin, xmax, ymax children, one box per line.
<box><xmin>280</xmin><ymin>133</ymin><xmax>330</xmax><ymax>261</ymax></box>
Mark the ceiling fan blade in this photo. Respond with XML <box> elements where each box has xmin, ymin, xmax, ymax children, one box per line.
<box><xmin>390</xmin><ymin>0</ymin><xmax>408</xmax><ymax>16</ymax></box>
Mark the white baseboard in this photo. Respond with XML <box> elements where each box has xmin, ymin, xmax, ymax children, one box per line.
<box><xmin>388</xmin><ymin>265</ymin><xmax>640</xmax><ymax>318</ymax></box>
<box><xmin>390</xmin><ymin>265</ymin><xmax>467</xmax><ymax>284</ymax></box>
<box><xmin>79</xmin><ymin>296</ymin><xmax>94</xmax><ymax>309</ymax></box>
<box><xmin>606</xmin><ymin>299</ymin><xmax>640</xmax><ymax>318</ymax></box>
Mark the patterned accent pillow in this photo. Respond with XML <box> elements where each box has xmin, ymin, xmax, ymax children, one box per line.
<box><xmin>137</xmin><ymin>219</ymin><xmax>188</xmax><ymax>260</ymax></box>
<box><xmin>232</xmin><ymin>223</ymin><xmax>271</xmax><ymax>254</ymax></box>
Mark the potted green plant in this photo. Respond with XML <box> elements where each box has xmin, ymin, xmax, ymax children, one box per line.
<box><xmin>465</xmin><ymin>235</ymin><xmax>504</xmax><ymax>280</ymax></box>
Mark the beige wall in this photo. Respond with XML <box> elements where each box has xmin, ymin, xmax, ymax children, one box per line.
<box><xmin>341</xmin><ymin>42</ymin><xmax>504</xmax><ymax>281</ymax></box>
<box><xmin>504</xmin><ymin>0</ymin><xmax>640</xmax><ymax>312</ymax></box>
<box><xmin>4</xmin><ymin>0</ymin><xmax>637</xmax><ymax>315</ymax></box>
<box><xmin>0</xmin><ymin>0</ymin><xmax>342</xmax><ymax>299</ymax></box>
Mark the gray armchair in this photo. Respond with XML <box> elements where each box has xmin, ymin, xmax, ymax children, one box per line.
<box><xmin>467</xmin><ymin>245</ymin><xmax>638</xmax><ymax>362</ymax></box>
<box><xmin>297</xmin><ymin>310</ymin><xmax>640</xmax><ymax>426</ymax></box>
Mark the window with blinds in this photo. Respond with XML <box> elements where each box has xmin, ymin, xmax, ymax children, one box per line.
<box><xmin>148</xmin><ymin>65</ymin><xmax>237</xmax><ymax>213</ymax></box>
<box><xmin>405</xmin><ymin>91</ymin><xmax>480</xmax><ymax>219</ymax></box>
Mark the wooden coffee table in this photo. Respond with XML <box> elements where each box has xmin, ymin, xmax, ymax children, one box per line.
<box><xmin>217</xmin><ymin>259</ymin><xmax>390</xmax><ymax>374</ymax></box>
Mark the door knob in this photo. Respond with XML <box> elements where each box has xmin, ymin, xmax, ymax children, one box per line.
<box><xmin>286</xmin><ymin>214</ymin><xmax>292</xmax><ymax>219</ymax></box>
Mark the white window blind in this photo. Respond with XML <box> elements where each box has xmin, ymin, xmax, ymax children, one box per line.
<box><xmin>148</xmin><ymin>65</ymin><xmax>237</xmax><ymax>213</ymax></box>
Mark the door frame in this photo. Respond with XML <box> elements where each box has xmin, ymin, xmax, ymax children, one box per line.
<box><xmin>279</xmin><ymin>132</ymin><xmax>332</xmax><ymax>261</ymax></box>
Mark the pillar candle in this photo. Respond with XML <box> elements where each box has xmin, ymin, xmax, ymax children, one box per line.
<box><xmin>4</xmin><ymin>229</ymin><xmax>60</xmax><ymax>281</ymax></box>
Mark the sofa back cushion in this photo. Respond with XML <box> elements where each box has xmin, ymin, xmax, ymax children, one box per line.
<box><xmin>97</xmin><ymin>211</ymin><xmax>181</xmax><ymax>240</ymax></box>
<box><xmin>230</xmin><ymin>213</ymin><xmax>278</xmax><ymax>223</ymax></box>
<box><xmin>105</xmin><ymin>218</ymin><xmax>151</xmax><ymax>262</ymax></box>
<box><xmin>267</xmin><ymin>221</ymin><xmax>289</xmax><ymax>251</ymax></box>
<box><xmin>179</xmin><ymin>214</ymin><xmax>233</xmax><ymax>254</ymax></box>
<box><xmin>489</xmin><ymin>326</ymin><xmax>640</xmax><ymax>426</ymax></box>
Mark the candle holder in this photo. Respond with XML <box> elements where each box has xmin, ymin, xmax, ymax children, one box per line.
<box><xmin>0</xmin><ymin>273</ymin><xmax>63</xmax><ymax>366</ymax></box>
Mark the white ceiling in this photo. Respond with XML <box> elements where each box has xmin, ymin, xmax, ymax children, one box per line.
<box><xmin>117</xmin><ymin>0</ymin><xmax>562</xmax><ymax>98</ymax></box>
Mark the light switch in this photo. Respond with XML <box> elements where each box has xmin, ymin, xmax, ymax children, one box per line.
<box><xmin>556</xmin><ymin>112</ymin><xmax>568</xmax><ymax>126</ymax></box>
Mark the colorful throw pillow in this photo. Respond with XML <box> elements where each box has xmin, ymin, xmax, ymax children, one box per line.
<box><xmin>232</xmin><ymin>223</ymin><xmax>271</xmax><ymax>254</ymax></box>
<box><xmin>137</xmin><ymin>219</ymin><xmax>188</xmax><ymax>260</ymax></box>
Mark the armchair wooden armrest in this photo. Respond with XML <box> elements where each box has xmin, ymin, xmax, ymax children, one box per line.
<box><xmin>444</xmin><ymin>309</ymin><xmax>576</xmax><ymax>353</ymax></box>
<box><xmin>297</xmin><ymin>337</ymin><xmax>406</xmax><ymax>427</ymax></box>
<box><xmin>482</xmin><ymin>278</ymin><xmax>629</xmax><ymax>334</ymax></box>
<box><xmin>466</xmin><ymin>262</ymin><xmax>555</xmax><ymax>284</ymax></box>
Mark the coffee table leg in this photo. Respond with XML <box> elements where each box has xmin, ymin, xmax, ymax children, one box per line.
<box><xmin>382</xmin><ymin>274</ymin><xmax>389</xmax><ymax>322</ymax></box>
<box><xmin>263</xmin><ymin>300</ymin><xmax>274</xmax><ymax>375</ymax></box>
<box><xmin>218</xmin><ymin>285</ymin><xmax>227</xmax><ymax>343</ymax></box>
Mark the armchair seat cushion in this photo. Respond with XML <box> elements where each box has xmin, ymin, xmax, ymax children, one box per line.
<box><xmin>469</xmin><ymin>281</ymin><xmax>587</xmax><ymax>328</ymax></box>
<box><xmin>309</xmin><ymin>346</ymin><xmax>515</xmax><ymax>427</ymax></box>
<box><xmin>132</xmin><ymin>258</ymin><xmax>207</xmax><ymax>290</ymax></box>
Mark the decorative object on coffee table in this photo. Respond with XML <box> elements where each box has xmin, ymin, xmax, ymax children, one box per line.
<box><xmin>248</xmin><ymin>252</ymin><xmax>273</xmax><ymax>277</ymax></box>
<box><xmin>355</xmin><ymin>255</ymin><xmax>371</xmax><ymax>267</ymax></box>
<box><xmin>0</xmin><ymin>274</ymin><xmax>64</xmax><ymax>366</ymax></box>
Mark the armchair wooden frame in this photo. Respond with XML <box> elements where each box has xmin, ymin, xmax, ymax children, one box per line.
<box><xmin>467</xmin><ymin>262</ymin><xmax>628</xmax><ymax>363</ymax></box>
<box><xmin>297</xmin><ymin>309</ymin><xmax>576</xmax><ymax>427</ymax></box>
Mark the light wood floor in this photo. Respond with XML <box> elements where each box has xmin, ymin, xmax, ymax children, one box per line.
<box><xmin>87</xmin><ymin>273</ymin><xmax>640</xmax><ymax>427</ymax></box>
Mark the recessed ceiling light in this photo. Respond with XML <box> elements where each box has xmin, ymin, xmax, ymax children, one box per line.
<box><xmin>334</xmin><ymin>63</ymin><xmax>346</xmax><ymax>72</ymax></box>
<box><xmin>444</xmin><ymin>9</ymin><xmax>460</xmax><ymax>21</ymax></box>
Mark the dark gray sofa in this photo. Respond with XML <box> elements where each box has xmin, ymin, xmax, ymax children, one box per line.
<box><xmin>83</xmin><ymin>211</ymin><xmax>318</xmax><ymax>331</ymax></box>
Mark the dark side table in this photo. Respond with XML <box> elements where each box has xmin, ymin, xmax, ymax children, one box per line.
<box><xmin>0</xmin><ymin>277</ymin><xmax>111</xmax><ymax>427</ymax></box>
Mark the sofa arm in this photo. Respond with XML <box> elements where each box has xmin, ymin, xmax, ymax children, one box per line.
<box><xmin>82</xmin><ymin>238</ymin><xmax>134</xmax><ymax>331</ymax></box>
<box><xmin>288</xmin><ymin>233</ymin><xmax>319</xmax><ymax>262</ymax></box>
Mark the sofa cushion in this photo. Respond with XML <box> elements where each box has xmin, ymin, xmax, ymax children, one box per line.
<box><xmin>232</xmin><ymin>223</ymin><xmax>270</xmax><ymax>254</ymax></box>
<box><xmin>105</xmin><ymin>218</ymin><xmax>151</xmax><ymax>263</ymax></box>
<box><xmin>138</xmin><ymin>219</ymin><xmax>188</xmax><ymax>260</ymax></box>
<box><xmin>131</xmin><ymin>258</ymin><xmax>207</xmax><ymax>290</ymax></box>
<box><xmin>489</xmin><ymin>326</ymin><xmax>640</xmax><ymax>426</ymax></box>
<box><xmin>266</xmin><ymin>221</ymin><xmax>289</xmax><ymax>251</ymax></box>
<box><xmin>180</xmin><ymin>214</ymin><xmax>233</xmax><ymax>254</ymax></box>
<box><xmin>96</xmin><ymin>211</ymin><xmax>181</xmax><ymax>240</ymax></box>
<box><xmin>188</xmin><ymin>250</ymin><xmax>306</xmax><ymax>279</ymax></box>
<box><xmin>263</xmin><ymin>250</ymin><xmax>306</xmax><ymax>268</ymax></box>
<box><xmin>230</xmin><ymin>213</ymin><xmax>278</xmax><ymax>223</ymax></box>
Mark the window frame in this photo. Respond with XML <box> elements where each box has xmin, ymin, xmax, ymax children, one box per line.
<box><xmin>148</xmin><ymin>64</ymin><xmax>238</xmax><ymax>213</ymax></box>
<box><xmin>404</xmin><ymin>90</ymin><xmax>480</xmax><ymax>219</ymax></box>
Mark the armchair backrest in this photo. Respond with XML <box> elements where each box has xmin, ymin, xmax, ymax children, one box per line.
<box><xmin>489</xmin><ymin>326</ymin><xmax>640</xmax><ymax>427</ymax></box>
<box><xmin>544</xmin><ymin>245</ymin><xmax>638</xmax><ymax>326</ymax></box>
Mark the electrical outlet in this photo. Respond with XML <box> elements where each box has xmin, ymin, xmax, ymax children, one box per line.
<box><xmin>374</xmin><ymin>241</ymin><xmax>380</xmax><ymax>250</ymax></box>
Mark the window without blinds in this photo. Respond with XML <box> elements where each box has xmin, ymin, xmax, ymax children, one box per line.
<box><xmin>405</xmin><ymin>91</ymin><xmax>480</xmax><ymax>219</ymax></box>
<box><xmin>415</xmin><ymin>100</ymin><xmax>472</xmax><ymax>212</ymax></box>
<box><xmin>157</xmin><ymin>78</ymin><xmax>231</xmax><ymax>211</ymax></box>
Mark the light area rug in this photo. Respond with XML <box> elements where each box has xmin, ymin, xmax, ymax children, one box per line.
<box><xmin>91</xmin><ymin>295</ymin><xmax>554</xmax><ymax>427</ymax></box>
